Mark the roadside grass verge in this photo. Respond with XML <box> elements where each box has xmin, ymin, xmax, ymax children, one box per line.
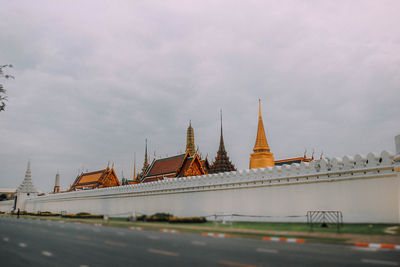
<box><xmin>188</xmin><ymin>222</ymin><xmax>400</xmax><ymax>236</ymax></box>
<box><xmin>2</xmin><ymin>214</ymin><xmax>398</xmax><ymax>242</ymax></box>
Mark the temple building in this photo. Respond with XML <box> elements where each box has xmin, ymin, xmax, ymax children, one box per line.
<box><xmin>141</xmin><ymin>152</ymin><xmax>206</xmax><ymax>182</ymax></box>
<box><xmin>209</xmin><ymin>111</ymin><xmax>236</xmax><ymax>174</ymax></box>
<box><xmin>140</xmin><ymin>122</ymin><xmax>208</xmax><ymax>182</ymax></box>
<box><xmin>69</xmin><ymin>166</ymin><xmax>120</xmax><ymax>191</ymax></box>
<box><xmin>249</xmin><ymin>100</ymin><xmax>275</xmax><ymax>168</ymax></box>
<box><xmin>275</xmin><ymin>152</ymin><xmax>314</xmax><ymax>166</ymax></box>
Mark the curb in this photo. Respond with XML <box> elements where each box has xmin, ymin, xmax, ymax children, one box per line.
<box><xmin>129</xmin><ymin>226</ymin><xmax>143</xmax><ymax>231</ymax></box>
<box><xmin>355</xmin><ymin>243</ymin><xmax>400</xmax><ymax>250</ymax></box>
<box><xmin>262</xmin><ymin>237</ymin><xmax>305</xmax><ymax>243</ymax></box>
<box><xmin>202</xmin><ymin>232</ymin><xmax>231</xmax><ymax>238</ymax></box>
<box><xmin>160</xmin><ymin>229</ymin><xmax>179</xmax><ymax>233</ymax></box>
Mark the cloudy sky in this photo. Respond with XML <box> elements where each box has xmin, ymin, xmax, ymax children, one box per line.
<box><xmin>1</xmin><ymin>1</ymin><xmax>399</xmax><ymax>192</ymax></box>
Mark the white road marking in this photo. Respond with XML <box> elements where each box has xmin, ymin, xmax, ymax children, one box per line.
<box><xmin>148</xmin><ymin>248</ymin><xmax>179</xmax><ymax>257</ymax></box>
<box><xmin>18</xmin><ymin>242</ymin><xmax>27</xmax><ymax>248</ymax></box>
<box><xmin>361</xmin><ymin>259</ymin><xmax>399</xmax><ymax>266</ymax></box>
<box><xmin>256</xmin><ymin>248</ymin><xmax>278</xmax><ymax>254</ymax></box>
<box><xmin>191</xmin><ymin>241</ymin><xmax>207</xmax><ymax>246</ymax></box>
<box><xmin>79</xmin><ymin>265</ymin><xmax>89</xmax><ymax>267</ymax></box>
<box><xmin>3</xmin><ymin>237</ymin><xmax>9</xmax><ymax>242</ymax></box>
<box><xmin>41</xmin><ymin>251</ymin><xmax>53</xmax><ymax>257</ymax></box>
<box><xmin>148</xmin><ymin>235</ymin><xmax>160</xmax><ymax>240</ymax></box>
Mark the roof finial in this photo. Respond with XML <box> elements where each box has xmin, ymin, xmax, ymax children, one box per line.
<box><xmin>258</xmin><ymin>99</ymin><xmax>262</xmax><ymax>118</ymax></box>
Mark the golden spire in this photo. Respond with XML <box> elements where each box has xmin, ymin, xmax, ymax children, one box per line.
<box><xmin>186</xmin><ymin>121</ymin><xmax>195</xmax><ymax>156</ymax></box>
<box><xmin>253</xmin><ymin>99</ymin><xmax>270</xmax><ymax>152</ymax></box>
<box><xmin>249</xmin><ymin>99</ymin><xmax>274</xmax><ymax>168</ymax></box>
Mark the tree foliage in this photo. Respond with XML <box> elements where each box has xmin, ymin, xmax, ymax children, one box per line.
<box><xmin>0</xmin><ymin>64</ymin><xmax>14</xmax><ymax>112</ymax></box>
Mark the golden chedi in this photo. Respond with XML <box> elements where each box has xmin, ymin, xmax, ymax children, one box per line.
<box><xmin>249</xmin><ymin>99</ymin><xmax>275</xmax><ymax>168</ymax></box>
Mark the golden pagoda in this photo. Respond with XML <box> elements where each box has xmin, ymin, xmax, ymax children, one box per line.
<box><xmin>249</xmin><ymin>99</ymin><xmax>275</xmax><ymax>168</ymax></box>
<box><xmin>186</xmin><ymin>121</ymin><xmax>196</xmax><ymax>156</ymax></box>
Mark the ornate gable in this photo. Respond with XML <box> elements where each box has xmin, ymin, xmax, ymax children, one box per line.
<box><xmin>70</xmin><ymin>166</ymin><xmax>120</xmax><ymax>191</ymax></box>
<box><xmin>177</xmin><ymin>153</ymin><xmax>206</xmax><ymax>177</ymax></box>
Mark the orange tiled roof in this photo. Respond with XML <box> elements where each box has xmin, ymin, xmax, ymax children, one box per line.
<box><xmin>177</xmin><ymin>157</ymin><xmax>192</xmax><ymax>177</ymax></box>
<box><xmin>145</xmin><ymin>154</ymin><xmax>186</xmax><ymax>177</ymax></box>
<box><xmin>78</xmin><ymin>170</ymin><xmax>105</xmax><ymax>184</ymax></box>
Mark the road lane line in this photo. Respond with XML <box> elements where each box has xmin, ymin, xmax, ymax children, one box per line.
<box><xmin>3</xmin><ymin>237</ymin><xmax>9</xmax><ymax>242</ymax></box>
<box><xmin>160</xmin><ymin>229</ymin><xmax>179</xmax><ymax>233</ymax></box>
<box><xmin>147</xmin><ymin>248</ymin><xmax>179</xmax><ymax>257</ymax></box>
<box><xmin>129</xmin><ymin>226</ymin><xmax>143</xmax><ymax>231</ymax></box>
<box><xmin>217</xmin><ymin>260</ymin><xmax>256</xmax><ymax>267</ymax></box>
<box><xmin>19</xmin><ymin>242</ymin><xmax>27</xmax><ymax>248</ymax></box>
<box><xmin>42</xmin><ymin>251</ymin><xmax>53</xmax><ymax>257</ymax></box>
<box><xmin>191</xmin><ymin>241</ymin><xmax>207</xmax><ymax>246</ymax></box>
<box><xmin>256</xmin><ymin>248</ymin><xmax>278</xmax><ymax>254</ymax></box>
<box><xmin>104</xmin><ymin>241</ymin><xmax>126</xmax><ymax>247</ymax></box>
<box><xmin>361</xmin><ymin>259</ymin><xmax>399</xmax><ymax>266</ymax></box>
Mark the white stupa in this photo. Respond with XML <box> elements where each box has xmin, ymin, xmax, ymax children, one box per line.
<box><xmin>16</xmin><ymin>161</ymin><xmax>38</xmax><ymax>194</ymax></box>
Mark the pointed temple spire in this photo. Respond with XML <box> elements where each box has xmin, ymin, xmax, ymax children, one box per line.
<box><xmin>209</xmin><ymin>110</ymin><xmax>236</xmax><ymax>174</ymax></box>
<box><xmin>186</xmin><ymin>121</ymin><xmax>196</xmax><ymax>156</ymax></box>
<box><xmin>249</xmin><ymin>99</ymin><xmax>275</xmax><ymax>168</ymax></box>
<box><xmin>16</xmin><ymin>161</ymin><xmax>38</xmax><ymax>194</ymax></box>
<box><xmin>218</xmin><ymin>109</ymin><xmax>225</xmax><ymax>152</ymax></box>
<box><xmin>253</xmin><ymin>99</ymin><xmax>271</xmax><ymax>153</ymax></box>
<box><xmin>141</xmin><ymin>139</ymin><xmax>150</xmax><ymax>175</ymax></box>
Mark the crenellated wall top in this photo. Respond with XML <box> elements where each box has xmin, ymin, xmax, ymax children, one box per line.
<box><xmin>30</xmin><ymin>149</ymin><xmax>399</xmax><ymax>202</ymax></box>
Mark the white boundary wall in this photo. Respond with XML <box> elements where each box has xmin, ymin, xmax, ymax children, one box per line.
<box><xmin>2</xmin><ymin>150</ymin><xmax>400</xmax><ymax>223</ymax></box>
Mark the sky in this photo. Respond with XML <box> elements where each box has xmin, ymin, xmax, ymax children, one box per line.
<box><xmin>0</xmin><ymin>1</ymin><xmax>399</xmax><ymax>192</ymax></box>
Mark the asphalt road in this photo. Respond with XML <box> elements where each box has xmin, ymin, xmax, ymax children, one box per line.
<box><xmin>0</xmin><ymin>217</ymin><xmax>399</xmax><ymax>267</ymax></box>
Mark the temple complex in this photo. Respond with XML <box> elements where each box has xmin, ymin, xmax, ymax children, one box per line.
<box><xmin>140</xmin><ymin>122</ymin><xmax>208</xmax><ymax>182</ymax></box>
<box><xmin>209</xmin><ymin>111</ymin><xmax>236</xmax><ymax>174</ymax></box>
<box><xmin>249</xmin><ymin>100</ymin><xmax>275</xmax><ymax>168</ymax></box>
<box><xmin>69</xmin><ymin>166</ymin><xmax>120</xmax><ymax>191</ymax></box>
